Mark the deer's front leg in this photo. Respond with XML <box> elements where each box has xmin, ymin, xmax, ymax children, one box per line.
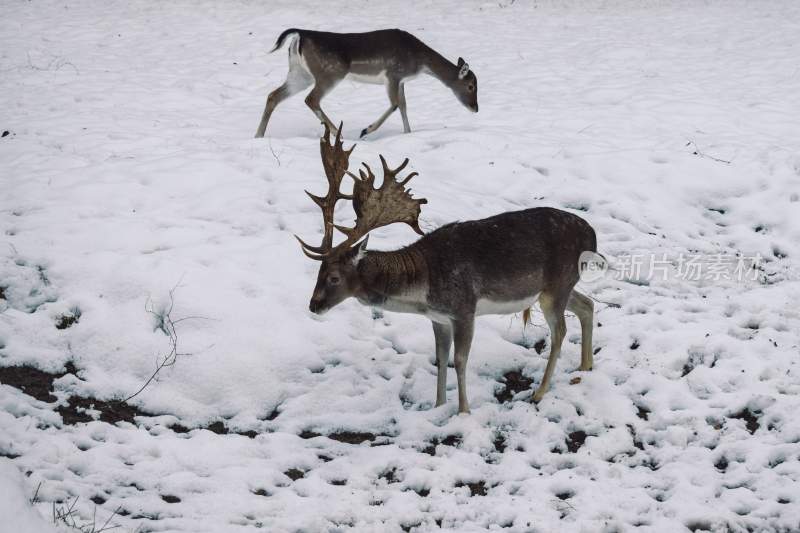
<box><xmin>451</xmin><ymin>316</ymin><xmax>475</xmax><ymax>414</ymax></box>
<box><xmin>432</xmin><ymin>321</ymin><xmax>453</xmax><ymax>407</ymax></box>
<box><xmin>360</xmin><ymin>80</ymin><xmax>400</xmax><ymax>138</ymax></box>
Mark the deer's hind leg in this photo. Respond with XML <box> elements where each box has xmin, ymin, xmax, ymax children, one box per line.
<box><xmin>532</xmin><ymin>291</ymin><xmax>568</xmax><ymax>403</ymax></box>
<box><xmin>255</xmin><ymin>49</ymin><xmax>313</xmax><ymax>137</ymax></box>
<box><xmin>305</xmin><ymin>77</ymin><xmax>342</xmax><ymax>135</ymax></box>
<box><xmin>567</xmin><ymin>289</ymin><xmax>594</xmax><ymax>371</ymax></box>
<box><xmin>432</xmin><ymin>321</ymin><xmax>453</xmax><ymax>407</ymax></box>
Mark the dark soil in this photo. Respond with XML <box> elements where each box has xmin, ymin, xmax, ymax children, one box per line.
<box><xmin>0</xmin><ymin>362</ymin><xmax>77</xmax><ymax>402</ymax></box>
<box><xmin>55</xmin><ymin>310</ymin><xmax>81</xmax><ymax>330</ymax></box>
<box><xmin>533</xmin><ymin>338</ymin><xmax>546</xmax><ymax>354</ymax></box>
<box><xmin>495</xmin><ymin>370</ymin><xmax>534</xmax><ymax>403</ymax></box>
<box><xmin>56</xmin><ymin>395</ymin><xmax>144</xmax><ymax>425</ymax></box>
<box><xmin>160</xmin><ymin>494</ymin><xmax>181</xmax><ymax>504</ymax></box>
<box><xmin>566</xmin><ymin>430</ymin><xmax>588</xmax><ymax>453</ymax></box>
<box><xmin>329</xmin><ymin>431</ymin><xmax>376</xmax><ymax>444</ymax></box>
<box><xmin>379</xmin><ymin>467</ymin><xmax>398</xmax><ymax>483</ymax></box>
<box><xmin>0</xmin><ymin>362</ymin><xmax>258</xmax><ymax>437</ymax></box>
<box><xmin>299</xmin><ymin>429</ymin><xmax>382</xmax><ymax>444</ymax></box>
<box><xmin>421</xmin><ymin>434</ymin><xmax>461</xmax><ymax>455</ymax></box>
<box><xmin>493</xmin><ymin>433</ymin><xmax>507</xmax><ymax>454</ymax></box>
<box><xmin>284</xmin><ymin>468</ymin><xmax>305</xmax><ymax>481</ymax></box>
<box><xmin>729</xmin><ymin>407</ymin><xmax>760</xmax><ymax>434</ymax></box>
<box><xmin>456</xmin><ymin>480</ymin><xmax>487</xmax><ymax>496</ymax></box>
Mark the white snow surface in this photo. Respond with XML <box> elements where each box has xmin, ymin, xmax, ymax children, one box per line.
<box><xmin>2</xmin><ymin>1</ymin><xmax>800</xmax><ymax>532</ymax></box>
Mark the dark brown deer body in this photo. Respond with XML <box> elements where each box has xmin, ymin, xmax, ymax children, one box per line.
<box><xmin>299</xmin><ymin>127</ymin><xmax>598</xmax><ymax>414</ymax></box>
<box><xmin>255</xmin><ymin>29</ymin><xmax>478</xmax><ymax>139</ymax></box>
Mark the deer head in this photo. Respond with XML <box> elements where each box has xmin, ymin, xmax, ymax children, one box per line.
<box><xmin>452</xmin><ymin>57</ymin><xmax>478</xmax><ymax>113</ymax></box>
<box><xmin>296</xmin><ymin>124</ymin><xmax>427</xmax><ymax>314</ymax></box>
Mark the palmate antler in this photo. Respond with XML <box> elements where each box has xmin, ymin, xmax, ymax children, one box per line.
<box><xmin>296</xmin><ymin>124</ymin><xmax>427</xmax><ymax>261</ymax></box>
<box><xmin>295</xmin><ymin>122</ymin><xmax>355</xmax><ymax>260</ymax></box>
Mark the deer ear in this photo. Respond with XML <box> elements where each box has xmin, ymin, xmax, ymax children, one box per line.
<box><xmin>458</xmin><ymin>58</ymin><xmax>470</xmax><ymax>79</ymax></box>
<box><xmin>350</xmin><ymin>236</ymin><xmax>369</xmax><ymax>264</ymax></box>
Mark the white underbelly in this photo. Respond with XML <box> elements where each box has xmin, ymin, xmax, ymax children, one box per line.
<box><xmin>346</xmin><ymin>71</ymin><xmax>387</xmax><ymax>85</ymax></box>
<box><xmin>475</xmin><ymin>293</ymin><xmax>540</xmax><ymax>316</ymax></box>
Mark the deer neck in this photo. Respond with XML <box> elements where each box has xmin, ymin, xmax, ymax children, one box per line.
<box><xmin>356</xmin><ymin>248</ymin><xmax>429</xmax><ymax>310</ymax></box>
<box><xmin>421</xmin><ymin>48</ymin><xmax>459</xmax><ymax>88</ymax></box>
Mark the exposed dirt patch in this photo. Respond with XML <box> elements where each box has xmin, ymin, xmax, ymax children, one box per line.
<box><xmin>55</xmin><ymin>309</ymin><xmax>81</xmax><ymax>330</ymax></box>
<box><xmin>161</xmin><ymin>494</ymin><xmax>181</xmax><ymax>504</ymax></box>
<box><xmin>533</xmin><ymin>338</ymin><xmax>547</xmax><ymax>354</ymax></box>
<box><xmin>421</xmin><ymin>434</ymin><xmax>462</xmax><ymax>455</ymax></box>
<box><xmin>493</xmin><ymin>432</ymin><xmax>507</xmax><ymax>454</ymax></box>
<box><xmin>0</xmin><ymin>362</ymin><xmax>77</xmax><ymax>402</ymax></box>
<box><xmin>298</xmin><ymin>429</ymin><xmax>383</xmax><ymax>444</ymax></box>
<box><xmin>0</xmin><ymin>285</ymin><xmax>6</xmax><ymax>300</ymax></box>
<box><xmin>636</xmin><ymin>404</ymin><xmax>650</xmax><ymax>421</ymax></box>
<box><xmin>729</xmin><ymin>407</ymin><xmax>760</xmax><ymax>434</ymax></box>
<box><xmin>284</xmin><ymin>468</ymin><xmax>305</xmax><ymax>481</ymax></box>
<box><xmin>456</xmin><ymin>480</ymin><xmax>487</xmax><ymax>496</ymax></box>
<box><xmin>57</xmin><ymin>395</ymin><xmax>145</xmax><ymax>425</ymax></box>
<box><xmin>379</xmin><ymin>467</ymin><xmax>398</xmax><ymax>484</ymax></box>
<box><xmin>495</xmin><ymin>370</ymin><xmax>534</xmax><ymax>403</ymax></box>
<box><xmin>566</xmin><ymin>430</ymin><xmax>588</xmax><ymax>453</ymax></box>
<box><xmin>0</xmin><ymin>362</ymin><xmax>258</xmax><ymax>436</ymax></box>
<box><xmin>329</xmin><ymin>431</ymin><xmax>377</xmax><ymax>444</ymax></box>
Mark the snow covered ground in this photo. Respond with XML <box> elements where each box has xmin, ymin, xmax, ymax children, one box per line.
<box><xmin>2</xmin><ymin>0</ymin><xmax>800</xmax><ymax>531</ymax></box>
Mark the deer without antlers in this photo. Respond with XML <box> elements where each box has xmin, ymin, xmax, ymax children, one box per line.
<box><xmin>297</xmin><ymin>125</ymin><xmax>599</xmax><ymax>413</ymax></box>
<box><xmin>255</xmin><ymin>29</ymin><xmax>478</xmax><ymax>139</ymax></box>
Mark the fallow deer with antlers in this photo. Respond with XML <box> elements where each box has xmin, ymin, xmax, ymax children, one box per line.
<box><xmin>255</xmin><ymin>29</ymin><xmax>478</xmax><ymax>139</ymax></box>
<box><xmin>297</xmin><ymin>126</ymin><xmax>599</xmax><ymax>414</ymax></box>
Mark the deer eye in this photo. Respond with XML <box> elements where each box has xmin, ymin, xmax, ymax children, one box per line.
<box><xmin>328</xmin><ymin>275</ymin><xmax>341</xmax><ymax>286</ymax></box>
<box><xmin>468</xmin><ymin>84</ymin><xmax>475</xmax><ymax>92</ymax></box>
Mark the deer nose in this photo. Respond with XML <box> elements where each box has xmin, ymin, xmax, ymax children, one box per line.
<box><xmin>471</xmin><ymin>103</ymin><xmax>479</xmax><ymax>113</ymax></box>
<box><xmin>309</xmin><ymin>298</ymin><xmax>323</xmax><ymax>314</ymax></box>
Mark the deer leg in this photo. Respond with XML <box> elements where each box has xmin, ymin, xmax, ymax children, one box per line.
<box><xmin>567</xmin><ymin>290</ymin><xmax>594</xmax><ymax>371</ymax></box>
<box><xmin>359</xmin><ymin>80</ymin><xmax>400</xmax><ymax>138</ymax></box>
<box><xmin>451</xmin><ymin>317</ymin><xmax>475</xmax><ymax>414</ymax></box>
<box><xmin>532</xmin><ymin>292</ymin><xmax>568</xmax><ymax>403</ymax></box>
<box><xmin>255</xmin><ymin>80</ymin><xmax>310</xmax><ymax>138</ymax></box>
<box><xmin>398</xmin><ymin>82</ymin><xmax>411</xmax><ymax>133</ymax></box>
<box><xmin>305</xmin><ymin>81</ymin><xmax>340</xmax><ymax>134</ymax></box>
<box><xmin>432</xmin><ymin>321</ymin><xmax>453</xmax><ymax>407</ymax></box>
<box><xmin>255</xmin><ymin>54</ymin><xmax>313</xmax><ymax>138</ymax></box>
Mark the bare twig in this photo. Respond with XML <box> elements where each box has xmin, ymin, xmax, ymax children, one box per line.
<box><xmin>118</xmin><ymin>281</ymin><xmax>211</xmax><ymax>404</ymax></box>
<box><xmin>30</xmin><ymin>481</ymin><xmax>42</xmax><ymax>504</ymax></box>
<box><xmin>52</xmin><ymin>496</ymin><xmax>120</xmax><ymax>533</ymax></box>
<box><xmin>686</xmin><ymin>140</ymin><xmax>731</xmax><ymax>164</ymax></box>
<box><xmin>268</xmin><ymin>137</ymin><xmax>282</xmax><ymax>166</ymax></box>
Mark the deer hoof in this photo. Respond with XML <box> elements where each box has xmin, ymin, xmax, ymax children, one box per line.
<box><xmin>359</xmin><ymin>128</ymin><xmax>369</xmax><ymax>139</ymax></box>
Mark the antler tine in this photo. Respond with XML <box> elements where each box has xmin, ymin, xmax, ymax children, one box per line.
<box><xmin>297</xmin><ymin>123</ymin><xmax>357</xmax><ymax>259</ymax></box>
<box><xmin>294</xmin><ymin>235</ymin><xmax>325</xmax><ymax>261</ymax></box>
<box><xmin>379</xmin><ymin>155</ymin><xmax>409</xmax><ymax>180</ymax></box>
